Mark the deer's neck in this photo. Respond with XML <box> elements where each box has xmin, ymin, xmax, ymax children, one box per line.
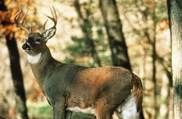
<box><xmin>28</xmin><ymin>47</ymin><xmax>60</xmax><ymax>86</ymax></box>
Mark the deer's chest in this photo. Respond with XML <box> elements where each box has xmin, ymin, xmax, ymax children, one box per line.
<box><xmin>43</xmin><ymin>77</ymin><xmax>67</xmax><ymax>104</ymax></box>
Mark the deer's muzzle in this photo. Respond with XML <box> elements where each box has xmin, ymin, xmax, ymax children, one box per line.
<box><xmin>22</xmin><ymin>42</ymin><xmax>31</xmax><ymax>50</ymax></box>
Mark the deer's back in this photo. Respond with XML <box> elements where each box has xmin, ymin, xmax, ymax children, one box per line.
<box><xmin>67</xmin><ymin>66</ymin><xmax>134</xmax><ymax>108</ymax></box>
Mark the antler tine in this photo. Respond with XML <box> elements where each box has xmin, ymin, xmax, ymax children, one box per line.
<box><xmin>43</xmin><ymin>19</ymin><xmax>48</xmax><ymax>31</ymax></box>
<box><xmin>51</xmin><ymin>6</ymin><xmax>58</xmax><ymax>24</ymax></box>
<box><xmin>15</xmin><ymin>9</ymin><xmax>29</xmax><ymax>33</ymax></box>
<box><xmin>47</xmin><ymin>7</ymin><xmax>57</xmax><ymax>28</ymax></box>
<box><xmin>42</xmin><ymin>7</ymin><xmax>57</xmax><ymax>32</ymax></box>
<box><xmin>15</xmin><ymin>10</ymin><xmax>24</xmax><ymax>25</ymax></box>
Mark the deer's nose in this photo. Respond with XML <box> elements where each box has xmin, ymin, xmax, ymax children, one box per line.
<box><xmin>22</xmin><ymin>42</ymin><xmax>31</xmax><ymax>50</ymax></box>
<box><xmin>22</xmin><ymin>43</ymin><xmax>27</xmax><ymax>50</ymax></box>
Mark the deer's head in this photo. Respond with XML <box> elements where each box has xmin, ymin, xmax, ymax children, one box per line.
<box><xmin>16</xmin><ymin>8</ymin><xmax>57</xmax><ymax>55</ymax></box>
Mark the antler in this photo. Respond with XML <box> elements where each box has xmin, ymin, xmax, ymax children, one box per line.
<box><xmin>14</xmin><ymin>9</ymin><xmax>29</xmax><ymax>33</ymax></box>
<box><xmin>42</xmin><ymin>7</ymin><xmax>57</xmax><ymax>35</ymax></box>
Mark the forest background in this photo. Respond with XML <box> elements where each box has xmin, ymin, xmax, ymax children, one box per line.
<box><xmin>0</xmin><ymin>0</ymin><xmax>171</xmax><ymax>119</ymax></box>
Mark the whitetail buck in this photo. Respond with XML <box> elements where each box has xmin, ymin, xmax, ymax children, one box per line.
<box><xmin>16</xmin><ymin>8</ymin><xmax>144</xmax><ymax>119</ymax></box>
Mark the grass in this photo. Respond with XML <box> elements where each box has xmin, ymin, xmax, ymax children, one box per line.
<box><xmin>27</xmin><ymin>100</ymin><xmax>95</xmax><ymax>119</ymax></box>
<box><xmin>27</xmin><ymin>101</ymin><xmax>52</xmax><ymax>119</ymax></box>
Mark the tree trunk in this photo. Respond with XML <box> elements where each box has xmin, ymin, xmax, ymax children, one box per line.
<box><xmin>5</xmin><ymin>33</ymin><xmax>29</xmax><ymax>119</ymax></box>
<box><xmin>99</xmin><ymin>0</ymin><xmax>131</xmax><ymax>70</ymax></box>
<box><xmin>152</xmin><ymin>35</ymin><xmax>158</xmax><ymax>119</ymax></box>
<box><xmin>74</xmin><ymin>0</ymin><xmax>102</xmax><ymax>67</ymax></box>
<box><xmin>152</xmin><ymin>8</ymin><xmax>158</xmax><ymax>119</ymax></box>
<box><xmin>168</xmin><ymin>0</ymin><xmax>182</xmax><ymax>119</ymax></box>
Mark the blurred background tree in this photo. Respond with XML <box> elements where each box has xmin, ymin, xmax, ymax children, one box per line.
<box><xmin>0</xmin><ymin>0</ymin><xmax>171</xmax><ymax>119</ymax></box>
<box><xmin>167</xmin><ymin>0</ymin><xmax>182</xmax><ymax>119</ymax></box>
<box><xmin>99</xmin><ymin>0</ymin><xmax>131</xmax><ymax>70</ymax></box>
<box><xmin>0</xmin><ymin>0</ymin><xmax>29</xmax><ymax>119</ymax></box>
<box><xmin>73</xmin><ymin>0</ymin><xmax>102</xmax><ymax>67</ymax></box>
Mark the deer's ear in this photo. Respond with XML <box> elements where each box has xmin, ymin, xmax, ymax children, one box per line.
<box><xmin>42</xmin><ymin>28</ymin><xmax>56</xmax><ymax>42</ymax></box>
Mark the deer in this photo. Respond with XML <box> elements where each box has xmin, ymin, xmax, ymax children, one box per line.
<box><xmin>16</xmin><ymin>8</ymin><xmax>144</xmax><ymax>119</ymax></box>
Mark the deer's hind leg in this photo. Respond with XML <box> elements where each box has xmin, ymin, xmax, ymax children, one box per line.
<box><xmin>95</xmin><ymin>100</ymin><xmax>114</xmax><ymax>119</ymax></box>
<box><xmin>95</xmin><ymin>108</ymin><xmax>112</xmax><ymax>119</ymax></box>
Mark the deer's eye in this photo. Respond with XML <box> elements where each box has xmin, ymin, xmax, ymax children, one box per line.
<box><xmin>34</xmin><ymin>39</ymin><xmax>41</xmax><ymax>44</ymax></box>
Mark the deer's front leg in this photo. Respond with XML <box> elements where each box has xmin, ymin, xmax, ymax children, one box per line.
<box><xmin>53</xmin><ymin>99</ymin><xmax>66</xmax><ymax>119</ymax></box>
<box><xmin>65</xmin><ymin>111</ymin><xmax>72</xmax><ymax>119</ymax></box>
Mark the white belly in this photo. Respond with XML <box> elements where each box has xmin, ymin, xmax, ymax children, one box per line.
<box><xmin>67</xmin><ymin>106</ymin><xmax>95</xmax><ymax>115</ymax></box>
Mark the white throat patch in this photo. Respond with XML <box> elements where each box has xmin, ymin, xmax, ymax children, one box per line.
<box><xmin>27</xmin><ymin>53</ymin><xmax>42</xmax><ymax>64</ymax></box>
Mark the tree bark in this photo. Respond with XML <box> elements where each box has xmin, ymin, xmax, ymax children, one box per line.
<box><xmin>168</xmin><ymin>0</ymin><xmax>182</xmax><ymax>119</ymax></box>
<box><xmin>0</xmin><ymin>0</ymin><xmax>29</xmax><ymax>119</ymax></box>
<box><xmin>99</xmin><ymin>0</ymin><xmax>131</xmax><ymax>70</ymax></box>
<box><xmin>5</xmin><ymin>33</ymin><xmax>29</xmax><ymax>119</ymax></box>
